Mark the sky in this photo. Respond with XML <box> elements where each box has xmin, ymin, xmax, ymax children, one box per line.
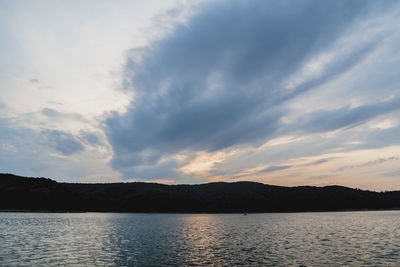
<box><xmin>1</xmin><ymin>0</ymin><xmax>399</xmax><ymax>190</ymax></box>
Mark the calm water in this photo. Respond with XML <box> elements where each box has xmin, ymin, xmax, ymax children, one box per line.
<box><xmin>0</xmin><ymin>211</ymin><xmax>399</xmax><ymax>266</ymax></box>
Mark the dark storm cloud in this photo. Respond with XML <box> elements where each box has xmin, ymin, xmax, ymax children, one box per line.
<box><xmin>105</xmin><ymin>0</ymin><xmax>393</xmax><ymax>178</ymax></box>
<box><xmin>41</xmin><ymin>129</ymin><xmax>84</xmax><ymax>155</ymax></box>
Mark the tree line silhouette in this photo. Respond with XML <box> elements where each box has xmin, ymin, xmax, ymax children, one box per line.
<box><xmin>1</xmin><ymin>173</ymin><xmax>400</xmax><ymax>212</ymax></box>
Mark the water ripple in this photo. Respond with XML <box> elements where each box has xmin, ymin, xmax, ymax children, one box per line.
<box><xmin>0</xmin><ymin>211</ymin><xmax>399</xmax><ymax>266</ymax></box>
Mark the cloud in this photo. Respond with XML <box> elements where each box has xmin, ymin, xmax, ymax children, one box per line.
<box><xmin>106</xmin><ymin>0</ymin><xmax>394</xmax><ymax>179</ymax></box>
<box><xmin>290</xmin><ymin>97</ymin><xmax>400</xmax><ymax>134</ymax></box>
<box><xmin>308</xmin><ymin>175</ymin><xmax>331</xmax><ymax>180</ymax></box>
<box><xmin>41</xmin><ymin>107</ymin><xmax>60</xmax><ymax>117</ymax></box>
<box><xmin>339</xmin><ymin>156</ymin><xmax>400</xmax><ymax>171</ymax></box>
<box><xmin>0</xmin><ymin>115</ymin><xmax>118</xmax><ymax>181</ymax></box>
<box><xmin>40</xmin><ymin>107</ymin><xmax>88</xmax><ymax>122</ymax></box>
<box><xmin>361</xmin><ymin>156</ymin><xmax>400</xmax><ymax>167</ymax></box>
<box><xmin>40</xmin><ymin>129</ymin><xmax>84</xmax><ymax>156</ymax></box>
<box><xmin>0</xmin><ymin>117</ymin><xmax>45</xmax><ymax>175</ymax></box>
<box><xmin>29</xmin><ymin>78</ymin><xmax>40</xmax><ymax>83</ymax></box>
<box><xmin>258</xmin><ymin>165</ymin><xmax>292</xmax><ymax>173</ymax></box>
<box><xmin>0</xmin><ymin>104</ymin><xmax>8</xmax><ymax>118</ymax></box>
<box><xmin>383</xmin><ymin>169</ymin><xmax>400</xmax><ymax>177</ymax></box>
<box><xmin>79</xmin><ymin>131</ymin><xmax>102</xmax><ymax>146</ymax></box>
<box><xmin>305</xmin><ymin>158</ymin><xmax>332</xmax><ymax>166</ymax></box>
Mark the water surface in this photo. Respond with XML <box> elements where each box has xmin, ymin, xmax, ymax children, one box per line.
<box><xmin>0</xmin><ymin>211</ymin><xmax>399</xmax><ymax>266</ymax></box>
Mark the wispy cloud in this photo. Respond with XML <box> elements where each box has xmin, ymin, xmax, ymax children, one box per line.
<box><xmin>304</xmin><ymin>158</ymin><xmax>333</xmax><ymax>166</ymax></box>
<box><xmin>339</xmin><ymin>156</ymin><xmax>400</xmax><ymax>171</ymax></box>
<box><xmin>383</xmin><ymin>169</ymin><xmax>400</xmax><ymax>178</ymax></box>
<box><xmin>289</xmin><ymin>97</ymin><xmax>400</xmax><ymax>134</ymax></box>
<box><xmin>257</xmin><ymin>165</ymin><xmax>292</xmax><ymax>173</ymax></box>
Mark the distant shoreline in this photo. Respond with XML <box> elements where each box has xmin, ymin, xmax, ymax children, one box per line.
<box><xmin>1</xmin><ymin>173</ymin><xmax>400</xmax><ymax>213</ymax></box>
<box><xmin>1</xmin><ymin>208</ymin><xmax>400</xmax><ymax>215</ymax></box>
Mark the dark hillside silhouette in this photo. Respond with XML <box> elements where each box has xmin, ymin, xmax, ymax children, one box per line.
<box><xmin>0</xmin><ymin>173</ymin><xmax>82</xmax><ymax>211</ymax></box>
<box><xmin>1</xmin><ymin>173</ymin><xmax>400</xmax><ymax>212</ymax></box>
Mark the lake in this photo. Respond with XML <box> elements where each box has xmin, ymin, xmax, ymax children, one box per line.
<box><xmin>0</xmin><ymin>211</ymin><xmax>399</xmax><ymax>266</ymax></box>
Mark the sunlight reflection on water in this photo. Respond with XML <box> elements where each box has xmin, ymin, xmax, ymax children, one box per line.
<box><xmin>0</xmin><ymin>211</ymin><xmax>399</xmax><ymax>266</ymax></box>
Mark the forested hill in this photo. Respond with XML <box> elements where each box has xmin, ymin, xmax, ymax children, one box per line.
<box><xmin>1</xmin><ymin>173</ymin><xmax>400</xmax><ymax>213</ymax></box>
